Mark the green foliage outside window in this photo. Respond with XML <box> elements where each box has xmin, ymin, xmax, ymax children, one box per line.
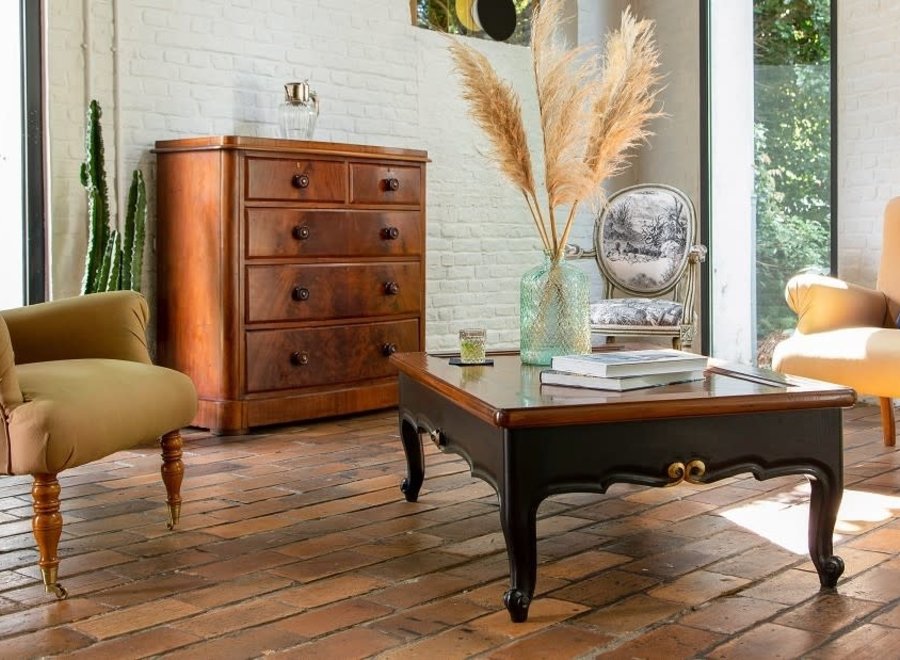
<box><xmin>753</xmin><ymin>0</ymin><xmax>832</xmax><ymax>351</ymax></box>
<box><xmin>413</xmin><ymin>0</ymin><xmax>537</xmax><ymax>45</ymax></box>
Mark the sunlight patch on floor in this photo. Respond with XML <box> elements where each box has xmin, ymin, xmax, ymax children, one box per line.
<box><xmin>720</xmin><ymin>485</ymin><xmax>900</xmax><ymax>554</ymax></box>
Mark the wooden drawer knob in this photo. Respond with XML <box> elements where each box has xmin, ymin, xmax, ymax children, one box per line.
<box><xmin>382</xmin><ymin>343</ymin><xmax>397</xmax><ymax>357</ymax></box>
<box><xmin>292</xmin><ymin>225</ymin><xmax>310</xmax><ymax>240</ymax></box>
<box><xmin>384</xmin><ymin>281</ymin><xmax>400</xmax><ymax>296</ymax></box>
<box><xmin>291</xmin><ymin>173</ymin><xmax>310</xmax><ymax>189</ymax></box>
<box><xmin>290</xmin><ymin>351</ymin><xmax>309</xmax><ymax>366</ymax></box>
<box><xmin>291</xmin><ymin>286</ymin><xmax>310</xmax><ymax>301</ymax></box>
<box><xmin>381</xmin><ymin>226</ymin><xmax>400</xmax><ymax>240</ymax></box>
<box><xmin>383</xmin><ymin>177</ymin><xmax>400</xmax><ymax>191</ymax></box>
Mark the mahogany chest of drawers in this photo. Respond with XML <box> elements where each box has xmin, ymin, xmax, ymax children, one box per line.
<box><xmin>154</xmin><ymin>136</ymin><xmax>427</xmax><ymax>433</ymax></box>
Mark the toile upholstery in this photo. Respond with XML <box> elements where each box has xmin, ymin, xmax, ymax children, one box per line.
<box><xmin>0</xmin><ymin>291</ymin><xmax>197</xmax><ymax>598</ymax></box>
<box><xmin>568</xmin><ymin>184</ymin><xmax>706</xmax><ymax>350</ymax></box>
<box><xmin>773</xmin><ymin>197</ymin><xmax>900</xmax><ymax>447</ymax></box>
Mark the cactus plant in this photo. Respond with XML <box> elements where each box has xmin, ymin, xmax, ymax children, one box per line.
<box><xmin>80</xmin><ymin>100</ymin><xmax>147</xmax><ymax>294</ymax></box>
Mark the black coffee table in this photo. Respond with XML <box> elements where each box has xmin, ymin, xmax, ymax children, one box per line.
<box><xmin>390</xmin><ymin>352</ymin><xmax>856</xmax><ymax>622</ymax></box>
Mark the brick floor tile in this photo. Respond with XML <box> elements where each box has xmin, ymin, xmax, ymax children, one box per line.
<box><xmin>271</xmin><ymin>548</ymin><xmax>383</xmax><ymax>582</ymax></box>
<box><xmin>488</xmin><ymin>623</ymin><xmax>614</xmax><ymax>658</ymax></box>
<box><xmin>837</xmin><ymin>558</ymin><xmax>900</xmax><ymax>603</ymax></box>
<box><xmin>372</xmin><ymin>599</ymin><xmax>491</xmax><ymax>641</ymax></box>
<box><xmin>354</xmin><ymin>532</ymin><xmax>447</xmax><ymax>560</ymax></box>
<box><xmin>187</xmin><ymin>548</ymin><xmax>297</xmax><ymax>580</ymax></box>
<box><xmin>171</xmin><ymin>597</ymin><xmax>296</xmax><ymax>638</ymax></box>
<box><xmin>706</xmin><ymin>544</ymin><xmax>803</xmax><ymax>581</ymax></box>
<box><xmin>847</xmin><ymin>527</ymin><xmax>900</xmax><ymax>553</ymax></box>
<box><xmin>63</xmin><ymin>625</ymin><xmax>202</xmax><ymax>659</ymax></box>
<box><xmin>177</xmin><ymin>573</ymin><xmax>294</xmax><ymax>609</ymax></box>
<box><xmin>360</xmin><ymin>549</ymin><xmax>467</xmax><ymax>581</ymax></box>
<box><xmin>0</xmin><ymin>625</ymin><xmax>95</xmax><ymax>657</ymax></box>
<box><xmin>643</xmin><ymin>499</ymin><xmax>718</xmax><ymax>522</ymax></box>
<box><xmin>91</xmin><ymin>572</ymin><xmax>210</xmax><ymax>607</ymax></box>
<box><xmin>598</xmin><ymin>623</ymin><xmax>723</xmax><ymax>659</ymax></box>
<box><xmin>551</xmin><ymin>569</ymin><xmax>660</xmax><ymax>608</ymax></box>
<box><xmin>806</xmin><ymin>623</ymin><xmax>900</xmax><ymax>659</ymax></box>
<box><xmin>775</xmin><ymin>592</ymin><xmax>881</xmax><ymax>633</ymax></box>
<box><xmin>678</xmin><ymin>595</ymin><xmax>787</xmax><ymax>634</ymax></box>
<box><xmin>274</xmin><ymin>598</ymin><xmax>393</xmax><ymax>638</ymax></box>
<box><xmin>541</xmin><ymin>550</ymin><xmax>632</xmax><ymax>581</ymax></box>
<box><xmin>872</xmin><ymin>602</ymin><xmax>900</xmax><ymax>628</ymax></box>
<box><xmin>271</xmin><ymin>626</ymin><xmax>401</xmax><ymax>659</ymax></box>
<box><xmin>162</xmin><ymin>620</ymin><xmax>307</xmax><ymax>659</ymax></box>
<box><xmin>374</xmin><ymin>625</ymin><xmax>503</xmax><ymax>659</ymax></box>
<box><xmin>273</xmin><ymin>573</ymin><xmax>388</xmax><ymax>610</ymax></box>
<box><xmin>72</xmin><ymin>598</ymin><xmax>202</xmax><ymax>640</ymax></box>
<box><xmin>0</xmin><ymin>598</ymin><xmax>110</xmax><ymax>638</ymax></box>
<box><xmin>575</xmin><ymin>593</ymin><xmax>683</xmax><ymax>634</ymax></box>
<box><xmin>739</xmin><ymin>568</ymin><xmax>827</xmax><ymax>605</ymax></box>
<box><xmin>369</xmin><ymin>572</ymin><xmax>471</xmax><ymax>609</ymax></box>
<box><xmin>707</xmin><ymin>622</ymin><xmax>827</xmax><ymax>659</ymax></box>
<box><xmin>649</xmin><ymin>570</ymin><xmax>750</xmax><ymax>605</ymax></box>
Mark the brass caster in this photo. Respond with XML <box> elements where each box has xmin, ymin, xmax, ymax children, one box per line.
<box><xmin>166</xmin><ymin>503</ymin><xmax>181</xmax><ymax>531</ymax></box>
<box><xmin>46</xmin><ymin>582</ymin><xmax>68</xmax><ymax>600</ymax></box>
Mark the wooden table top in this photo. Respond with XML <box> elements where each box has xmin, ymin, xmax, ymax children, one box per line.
<box><xmin>390</xmin><ymin>352</ymin><xmax>857</xmax><ymax>429</ymax></box>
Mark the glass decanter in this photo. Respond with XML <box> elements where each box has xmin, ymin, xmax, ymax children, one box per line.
<box><xmin>279</xmin><ymin>81</ymin><xmax>319</xmax><ymax>140</ymax></box>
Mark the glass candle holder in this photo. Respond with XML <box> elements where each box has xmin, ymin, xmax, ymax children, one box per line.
<box><xmin>459</xmin><ymin>328</ymin><xmax>487</xmax><ymax>364</ymax></box>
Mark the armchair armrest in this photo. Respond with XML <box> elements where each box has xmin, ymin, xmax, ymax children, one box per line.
<box><xmin>563</xmin><ymin>243</ymin><xmax>596</xmax><ymax>260</ymax></box>
<box><xmin>0</xmin><ymin>316</ymin><xmax>22</xmax><ymax>409</ymax></box>
<box><xmin>785</xmin><ymin>273</ymin><xmax>890</xmax><ymax>334</ymax></box>
<box><xmin>0</xmin><ymin>291</ymin><xmax>152</xmax><ymax>365</ymax></box>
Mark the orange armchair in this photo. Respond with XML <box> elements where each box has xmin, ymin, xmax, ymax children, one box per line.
<box><xmin>0</xmin><ymin>291</ymin><xmax>197</xmax><ymax>598</ymax></box>
<box><xmin>773</xmin><ymin>198</ymin><xmax>900</xmax><ymax>446</ymax></box>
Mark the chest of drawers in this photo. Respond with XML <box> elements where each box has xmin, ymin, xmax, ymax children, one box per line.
<box><xmin>154</xmin><ymin>136</ymin><xmax>427</xmax><ymax>433</ymax></box>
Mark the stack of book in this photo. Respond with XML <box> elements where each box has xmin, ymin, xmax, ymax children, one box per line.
<box><xmin>541</xmin><ymin>349</ymin><xmax>709</xmax><ymax>391</ymax></box>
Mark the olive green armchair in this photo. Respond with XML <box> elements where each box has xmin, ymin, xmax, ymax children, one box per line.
<box><xmin>0</xmin><ymin>291</ymin><xmax>197</xmax><ymax>598</ymax></box>
<box><xmin>773</xmin><ymin>197</ymin><xmax>900</xmax><ymax>447</ymax></box>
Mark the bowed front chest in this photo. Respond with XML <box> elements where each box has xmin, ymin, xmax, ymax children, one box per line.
<box><xmin>154</xmin><ymin>136</ymin><xmax>427</xmax><ymax>434</ymax></box>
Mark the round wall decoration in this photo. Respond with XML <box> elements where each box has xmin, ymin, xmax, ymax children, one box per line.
<box><xmin>475</xmin><ymin>0</ymin><xmax>517</xmax><ymax>42</ymax></box>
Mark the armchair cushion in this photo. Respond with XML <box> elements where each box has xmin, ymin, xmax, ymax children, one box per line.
<box><xmin>590</xmin><ymin>298</ymin><xmax>683</xmax><ymax>327</ymax></box>
<box><xmin>7</xmin><ymin>358</ymin><xmax>196</xmax><ymax>475</ymax></box>
<box><xmin>1</xmin><ymin>291</ymin><xmax>152</xmax><ymax>365</ymax></box>
<box><xmin>773</xmin><ymin>327</ymin><xmax>900</xmax><ymax>398</ymax></box>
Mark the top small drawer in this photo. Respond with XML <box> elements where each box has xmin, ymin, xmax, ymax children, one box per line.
<box><xmin>351</xmin><ymin>163</ymin><xmax>421</xmax><ymax>206</ymax></box>
<box><xmin>245</xmin><ymin>157</ymin><xmax>347</xmax><ymax>202</ymax></box>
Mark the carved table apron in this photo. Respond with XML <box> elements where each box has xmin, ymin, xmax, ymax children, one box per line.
<box><xmin>390</xmin><ymin>352</ymin><xmax>855</xmax><ymax>623</ymax></box>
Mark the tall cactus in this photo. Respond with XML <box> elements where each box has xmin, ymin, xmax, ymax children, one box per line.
<box><xmin>79</xmin><ymin>99</ymin><xmax>147</xmax><ymax>294</ymax></box>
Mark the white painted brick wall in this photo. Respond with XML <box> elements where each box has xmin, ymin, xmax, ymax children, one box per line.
<box><xmin>838</xmin><ymin>1</ymin><xmax>900</xmax><ymax>288</ymax></box>
<box><xmin>47</xmin><ymin>0</ymin><xmax>699</xmax><ymax>353</ymax></box>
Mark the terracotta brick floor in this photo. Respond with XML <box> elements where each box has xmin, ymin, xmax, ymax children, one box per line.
<box><xmin>2</xmin><ymin>402</ymin><xmax>900</xmax><ymax>658</ymax></box>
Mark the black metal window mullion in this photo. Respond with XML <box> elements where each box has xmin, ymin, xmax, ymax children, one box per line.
<box><xmin>21</xmin><ymin>0</ymin><xmax>46</xmax><ymax>304</ymax></box>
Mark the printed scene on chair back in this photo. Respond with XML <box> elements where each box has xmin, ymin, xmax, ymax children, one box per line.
<box><xmin>595</xmin><ymin>185</ymin><xmax>694</xmax><ymax>296</ymax></box>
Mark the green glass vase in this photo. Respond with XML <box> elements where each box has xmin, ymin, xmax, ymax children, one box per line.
<box><xmin>519</xmin><ymin>254</ymin><xmax>592</xmax><ymax>365</ymax></box>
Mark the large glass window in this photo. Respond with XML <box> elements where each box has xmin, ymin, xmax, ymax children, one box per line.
<box><xmin>0</xmin><ymin>1</ymin><xmax>24</xmax><ymax>309</ymax></box>
<box><xmin>753</xmin><ymin>0</ymin><xmax>832</xmax><ymax>364</ymax></box>
<box><xmin>705</xmin><ymin>0</ymin><xmax>834</xmax><ymax>365</ymax></box>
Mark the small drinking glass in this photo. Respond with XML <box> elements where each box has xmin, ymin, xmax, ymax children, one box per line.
<box><xmin>459</xmin><ymin>328</ymin><xmax>486</xmax><ymax>364</ymax></box>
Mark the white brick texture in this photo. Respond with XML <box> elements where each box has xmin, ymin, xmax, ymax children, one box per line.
<box><xmin>838</xmin><ymin>1</ymin><xmax>900</xmax><ymax>287</ymax></box>
<box><xmin>47</xmin><ymin>0</ymin><xmax>699</xmax><ymax>352</ymax></box>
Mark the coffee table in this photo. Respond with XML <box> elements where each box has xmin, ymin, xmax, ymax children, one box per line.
<box><xmin>390</xmin><ymin>352</ymin><xmax>856</xmax><ymax>622</ymax></box>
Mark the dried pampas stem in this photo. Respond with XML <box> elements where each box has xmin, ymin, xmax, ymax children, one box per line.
<box><xmin>448</xmin><ymin>0</ymin><xmax>662</xmax><ymax>262</ymax></box>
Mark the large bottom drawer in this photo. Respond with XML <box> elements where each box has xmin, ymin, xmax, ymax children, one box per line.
<box><xmin>246</xmin><ymin>319</ymin><xmax>419</xmax><ymax>392</ymax></box>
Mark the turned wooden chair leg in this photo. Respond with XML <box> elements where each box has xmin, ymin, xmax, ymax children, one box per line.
<box><xmin>32</xmin><ymin>473</ymin><xmax>67</xmax><ymax>600</ymax></box>
<box><xmin>879</xmin><ymin>397</ymin><xmax>896</xmax><ymax>447</ymax></box>
<box><xmin>160</xmin><ymin>430</ymin><xmax>184</xmax><ymax>530</ymax></box>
